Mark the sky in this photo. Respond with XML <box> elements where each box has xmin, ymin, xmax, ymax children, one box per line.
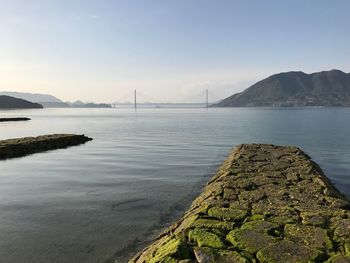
<box><xmin>0</xmin><ymin>0</ymin><xmax>349</xmax><ymax>103</ymax></box>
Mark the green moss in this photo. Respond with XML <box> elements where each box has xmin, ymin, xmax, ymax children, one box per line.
<box><xmin>333</xmin><ymin>220</ymin><xmax>350</xmax><ymax>244</ymax></box>
<box><xmin>160</xmin><ymin>257</ymin><xmax>178</xmax><ymax>263</ymax></box>
<box><xmin>325</xmin><ymin>254</ymin><xmax>350</xmax><ymax>263</ymax></box>
<box><xmin>188</xmin><ymin>229</ymin><xmax>225</xmax><ymax>249</ymax></box>
<box><xmin>239</xmin><ymin>189</ymin><xmax>266</xmax><ymax>203</ymax></box>
<box><xmin>149</xmin><ymin>238</ymin><xmax>183</xmax><ymax>263</ymax></box>
<box><xmin>256</xmin><ymin>240</ymin><xmax>322</xmax><ymax>263</ymax></box>
<box><xmin>246</xmin><ymin>214</ymin><xmax>265</xmax><ymax>221</ymax></box>
<box><xmin>229</xmin><ymin>200</ymin><xmax>250</xmax><ymax>210</ymax></box>
<box><xmin>193</xmin><ymin>247</ymin><xmax>249</xmax><ymax>263</ymax></box>
<box><xmin>284</xmin><ymin>224</ymin><xmax>333</xmax><ymax>252</ymax></box>
<box><xmin>345</xmin><ymin>242</ymin><xmax>350</xmax><ymax>257</ymax></box>
<box><xmin>223</xmin><ymin>188</ymin><xmax>237</xmax><ymax>200</ymax></box>
<box><xmin>301</xmin><ymin>212</ymin><xmax>327</xmax><ymax>227</ymax></box>
<box><xmin>207</xmin><ymin>207</ymin><xmax>247</xmax><ymax>222</ymax></box>
<box><xmin>226</xmin><ymin>228</ymin><xmax>276</xmax><ymax>254</ymax></box>
<box><xmin>267</xmin><ymin>215</ymin><xmax>297</xmax><ymax>225</ymax></box>
<box><xmin>240</xmin><ymin>220</ymin><xmax>278</xmax><ymax>233</ymax></box>
<box><xmin>190</xmin><ymin>218</ymin><xmax>235</xmax><ymax>231</ymax></box>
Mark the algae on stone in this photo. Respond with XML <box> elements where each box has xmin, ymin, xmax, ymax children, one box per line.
<box><xmin>148</xmin><ymin>237</ymin><xmax>184</xmax><ymax>263</ymax></box>
<box><xmin>207</xmin><ymin>207</ymin><xmax>247</xmax><ymax>222</ymax></box>
<box><xmin>190</xmin><ymin>218</ymin><xmax>235</xmax><ymax>231</ymax></box>
<box><xmin>226</xmin><ymin>228</ymin><xmax>276</xmax><ymax>254</ymax></box>
<box><xmin>325</xmin><ymin>254</ymin><xmax>350</xmax><ymax>263</ymax></box>
<box><xmin>284</xmin><ymin>224</ymin><xmax>333</xmax><ymax>252</ymax></box>
<box><xmin>256</xmin><ymin>240</ymin><xmax>322</xmax><ymax>263</ymax></box>
<box><xmin>193</xmin><ymin>247</ymin><xmax>249</xmax><ymax>263</ymax></box>
<box><xmin>188</xmin><ymin>229</ymin><xmax>225</xmax><ymax>249</ymax></box>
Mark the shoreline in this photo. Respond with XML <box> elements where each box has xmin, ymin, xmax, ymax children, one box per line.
<box><xmin>129</xmin><ymin>144</ymin><xmax>350</xmax><ymax>263</ymax></box>
<box><xmin>0</xmin><ymin>134</ymin><xmax>92</xmax><ymax>160</ymax></box>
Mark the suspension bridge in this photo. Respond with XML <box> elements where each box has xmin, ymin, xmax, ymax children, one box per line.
<box><xmin>110</xmin><ymin>89</ymin><xmax>223</xmax><ymax>108</ymax></box>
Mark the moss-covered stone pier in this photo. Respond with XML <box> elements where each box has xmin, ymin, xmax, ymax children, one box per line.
<box><xmin>0</xmin><ymin>134</ymin><xmax>92</xmax><ymax>160</ymax></box>
<box><xmin>129</xmin><ymin>144</ymin><xmax>350</xmax><ymax>263</ymax></box>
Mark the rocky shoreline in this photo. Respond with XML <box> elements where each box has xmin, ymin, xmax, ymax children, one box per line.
<box><xmin>0</xmin><ymin>117</ymin><xmax>31</xmax><ymax>122</ymax></box>
<box><xmin>0</xmin><ymin>134</ymin><xmax>92</xmax><ymax>160</ymax></box>
<box><xmin>129</xmin><ymin>144</ymin><xmax>350</xmax><ymax>263</ymax></box>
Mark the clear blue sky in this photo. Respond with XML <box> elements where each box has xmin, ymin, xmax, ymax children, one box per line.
<box><xmin>1</xmin><ymin>0</ymin><xmax>349</xmax><ymax>102</ymax></box>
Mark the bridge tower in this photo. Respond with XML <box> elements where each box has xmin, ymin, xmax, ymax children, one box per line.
<box><xmin>206</xmin><ymin>89</ymin><xmax>209</xmax><ymax>108</ymax></box>
<box><xmin>134</xmin><ymin>89</ymin><xmax>137</xmax><ymax>109</ymax></box>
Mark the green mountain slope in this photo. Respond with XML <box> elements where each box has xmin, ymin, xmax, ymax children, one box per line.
<box><xmin>214</xmin><ymin>70</ymin><xmax>350</xmax><ymax>107</ymax></box>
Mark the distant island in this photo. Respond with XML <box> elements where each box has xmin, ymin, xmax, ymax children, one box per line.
<box><xmin>214</xmin><ymin>69</ymin><xmax>350</xmax><ymax>107</ymax></box>
<box><xmin>0</xmin><ymin>91</ymin><xmax>111</xmax><ymax>108</ymax></box>
<box><xmin>0</xmin><ymin>95</ymin><xmax>43</xmax><ymax>109</ymax></box>
<box><xmin>68</xmin><ymin>100</ymin><xmax>112</xmax><ymax>108</ymax></box>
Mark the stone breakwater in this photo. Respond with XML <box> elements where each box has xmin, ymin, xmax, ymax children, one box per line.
<box><xmin>129</xmin><ymin>144</ymin><xmax>350</xmax><ymax>263</ymax></box>
<box><xmin>0</xmin><ymin>117</ymin><xmax>31</xmax><ymax>122</ymax></box>
<box><xmin>0</xmin><ymin>134</ymin><xmax>92</xmax><ymax>160</ymax></box>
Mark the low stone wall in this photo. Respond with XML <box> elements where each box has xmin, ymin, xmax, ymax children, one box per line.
<box><xmin>129</xmin><ymin>144</ymin><xmax>350</xmax><ymax>263</ymax></box>
<box><xmin>0</xmin><ymin>134</ymin><xmax>92</xmax><ymax>160</ymax></box>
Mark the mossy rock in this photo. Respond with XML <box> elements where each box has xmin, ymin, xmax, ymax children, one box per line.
<box><xmin>245</xmin><ymin>214</ymin><xmax>265</xmax><ymax>221</ymax></box>
<box><xmin>251</xmin><ymin>201</ymin><xmax>296</xmax><ymax>220</ymax></box>
<box><xmin>188</xmin><ymin>229</ymin><xmax>225</xmax><ymax>249</ymax></box>
<box><xmin>240</xmin><ymin>220</ymin><xmax>279</xmax><ymax>234</ymax></box>
<box><xmin>193</xmin><ymin>247</ymin><xmax>249</xmax><ymax>263</ymax></box>
<box><xmin>256</xmin><ymin>240</ymin><xmax>322</xmax><ymax>263</ymax></box>
<box><xmin>160</xmin><ymin>257</ymin><xmax>178</xmax><ymax>263</ymax></box>
<box><xmin>148</xmin><ymin>237</ymin><xmax>185</xmax><ymax>263</ymax></box>
<box><xmin>267</xmin><ymin>215</ymin><xmax>297</xmax><ymax>225</ymax></box>
<box><xmin>229</xmin><ymin>200</ymin><xmax>251</xmax><ymax>210</ymax></box>
<box><xmin>174</xmin><ymin>215</ymin><xmax>198</xmax><ymax>235</ymax></box>
<box><xmin>190</xmin><ymin>218</ymin><xmax>235</xmax><ymax>231</ymax></box>
<box><xmin>238</xmin><ymin>189</ymin><xmax>266</xmax><ymax>203</ymax></box>
<box><xmin>345</xmin><ymin>242</ymin><xmax>350</xmax><ymax>257</ymax></box>
<box><xmin>284</xmin><ymin>224</ymin><xmax>333</xmax><ymax>252</ymax></box>
<box><xmin>207</xmin><ymin>207</ymin><xmax>247</xmax><ymax>222</ymax></box>
<box><xmin>333</xmin><ymin>219</ymin><xmax>350</xmax><ymax>244</ymax></box>
<box><xmin>226</xmin><ymin>228</ymin><xmax>276</xmax><ymax>254</ymax></box>
<box><xmin>325</xmin><ymin>254</ymin><xmax>350</xmax><ymax>263</ymax></box>
<box><xmin>223</xmin><ymin>188</ymin><xmax>238</xmax><ymax>200</ymax></box>
<box><xmin>301</xmin><ymin>212</ymin><xmax>327</xmax><ymax>227</ymax></box>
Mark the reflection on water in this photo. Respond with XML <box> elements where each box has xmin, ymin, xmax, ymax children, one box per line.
<box><xmin>0</xmin><ymin>108</ymin><xmax>349</xmax><ymax>263</ymax></box>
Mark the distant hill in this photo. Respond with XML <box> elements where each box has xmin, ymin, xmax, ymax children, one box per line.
<box><xmin>214</xmin><ymin>69</ymin><xmax>350</xmax><ymax>107</ymax></box>
<box><xmin>0</xmin><ymin>95</ymin><xmax>43</xmax><ymax>109</ymax></box>
<box><xmin>0</xmin><ymin>91</ymin><xmax>62</xmax><ymax>103</ymax></box>
<box><xmin>0</xmin><ymin>91</ymin><xmax>111</xmax><ymax>108</ymax></box>
<box><xmin>40</xmin><ymin>102</ymin><xmax>70</xmax><ymax>108</ymax></box>
<box><xmin>69</xmin><ymin>102</ymin><xmax>112</xmax><ymax>108</ymax></box>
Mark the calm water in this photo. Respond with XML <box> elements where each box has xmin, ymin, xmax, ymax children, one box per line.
<box><xmin>0</xmin><ymin>108</ymin><xmax>349</xmax><ymax>263</ymax></box>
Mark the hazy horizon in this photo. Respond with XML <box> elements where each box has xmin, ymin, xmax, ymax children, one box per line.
<box><xmin>1</xmin><ymin>0</ymin><xmax>349</xmax><ymax>103</ymax></box>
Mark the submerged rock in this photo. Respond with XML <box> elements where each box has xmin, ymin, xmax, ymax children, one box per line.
<box><xmin>128</xmin><ymin>144</ymin><xmax>350</xmax><ymax>263</ymax></box>
<box><xmin>0</xmin><ymin>134</ymin><xmax>92</xmax><ymax>160</ymax></box>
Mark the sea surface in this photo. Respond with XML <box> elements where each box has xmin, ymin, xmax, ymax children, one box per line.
<box><xmin>0</xmin><ymin>107</ymin><xmax>349</xmax><ymax>263</ymax></box>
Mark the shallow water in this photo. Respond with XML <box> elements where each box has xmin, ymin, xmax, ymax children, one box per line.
<box><xmin>0</xmin><ymin>107</ymin><xmax>349</xmax><ymax>263</ymax></box>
